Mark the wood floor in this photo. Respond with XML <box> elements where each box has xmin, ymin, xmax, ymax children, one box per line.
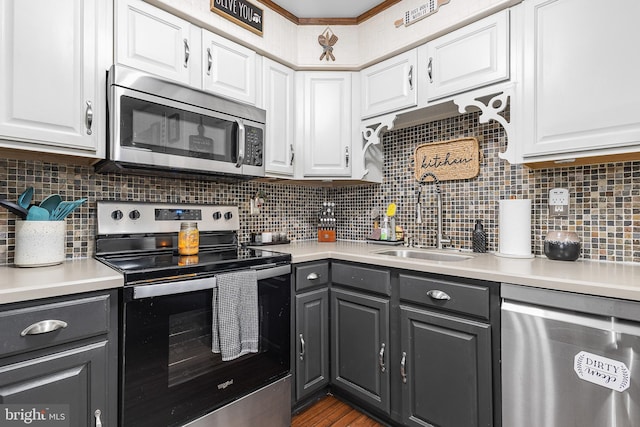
<box><xmin>291</xmin><ymin>395</ymin><xmax>385</xmax><ymax>427</ymax></box>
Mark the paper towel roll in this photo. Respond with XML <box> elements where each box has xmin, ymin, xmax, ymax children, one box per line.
<box><xmin>498</xmin><ymin>199</ymin><xmax>533</xmax><ymax>258</ymax></box>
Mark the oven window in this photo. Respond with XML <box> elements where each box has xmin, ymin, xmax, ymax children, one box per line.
<box><xmin>168</xmin><ymin>308</ymin><xmax>218</xmax><ymax>387</ymax></box>
<box><xmin>122</xmin><ymin>275</ymin><xmax>290</xmax><ymax>427</ymax></box>
<box><xmin>119</xmin><ymin>95</ymin><xmax>238</xmax><ymax>163</ymax></box>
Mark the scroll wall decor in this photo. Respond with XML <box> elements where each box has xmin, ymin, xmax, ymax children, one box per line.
<box><xmin>414</xmin><ymin>137</ymin><xmax>481</xmax><ymax>182</ymax></box>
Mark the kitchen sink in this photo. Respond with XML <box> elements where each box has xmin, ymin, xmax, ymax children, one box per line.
<box><xmin>375</xmin><ymin>249</ymin><xmax>473</xmax><ymax>262</ymax></box>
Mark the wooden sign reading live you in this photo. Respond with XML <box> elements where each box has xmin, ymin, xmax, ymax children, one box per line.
<box><xmin>414</xmin><ymin>137</ymin><xmax>481</xmax><ymax>182</ymax></box>
<box><xmin>211</xmin><ymin>0</ymin><xmax>263</xmax><ymax>36</ymax></box>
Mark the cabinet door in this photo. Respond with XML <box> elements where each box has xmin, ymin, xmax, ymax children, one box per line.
<box><xmin>0</xmin><ymin>0</ymin><xmax>109</xmax><ymax>155</ymax></box>
<box><xmin>521</xmin><ymin>0</ymin><xmax>640</xmax><ymax>160</ymax></box>
<box><xmin>0</xmin><ymin>341</ymin><xmax>110</xmax><ymax>427</ymax></box>
<box><xmin>116</xmin><ymin>0</ymin><xmax>197</xmax><ymax>86</ymax></box>
<box><xmin>300</xmin><ymin>72</ymin><xmax>352</xmax><ymax>177</ymax></box>
<box><xmin>331</xmin><ymin>287</ymin><xmax>390</xmax><ymax>414</ymax></box>
<box><xmin>263</xmin><ymin>58</ymin><xmax>295</xmax><ymax>176</ymax></box>
<box><xmin>202</xmin><ymin>30</ymin><xmax>257</xmax><ymax>105</ymax></box>
<box><xmin>400</xmin><ymin>306</ymin><xmax>493</xmax><ymax>427</ymax></box>
<box><xmin>361</xmin><ymin>50</ymin><xmax>418</xmax><ymax>118</ymax></box>
<box><xmin>422</xmin><ymin>10</ymin><xmax>509</xmax><ymax>102</ymax></box>
<box><xmin>295</xmin><ymin>288</ymin><xmax>329</xmax><ymax>402</ymax></box>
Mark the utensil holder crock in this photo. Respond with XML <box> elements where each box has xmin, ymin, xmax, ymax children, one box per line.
<box><xmin>15</xmin><ymin>221</ymin><xmax>66</xmax><ymax>267</ymax></box>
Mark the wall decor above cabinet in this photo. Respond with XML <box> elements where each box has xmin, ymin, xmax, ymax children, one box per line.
<box><xmin>210</xmin><ymin>0</ymin><xmax>263</xmax><ymax>36</ymax></box>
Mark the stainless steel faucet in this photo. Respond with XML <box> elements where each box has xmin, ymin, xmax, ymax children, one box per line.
<box><xmin>416</xmin><ymin>172</ymin><xmax>451</xmax><ymax>249</ymax></box>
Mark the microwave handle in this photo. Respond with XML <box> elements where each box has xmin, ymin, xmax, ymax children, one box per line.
<box><xmin>235</xmin><ymin>119</ymin><xmax>245</xmax><ymax>168</ymax></box>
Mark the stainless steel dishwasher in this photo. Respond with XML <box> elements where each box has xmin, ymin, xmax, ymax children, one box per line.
<box><xmin>501</xmin><ymin>283</ymin><xmax>640</xmax><ymax>427</ymax></box>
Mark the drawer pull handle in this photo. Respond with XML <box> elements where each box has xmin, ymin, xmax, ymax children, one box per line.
<box><xmin>379</xmin><ymin>343</ymin><xmax>386</xmax><ymax>372</ymax></box>
<box><xmin>95</xmin><ymin>409</ymin><xmax>102</xmax><ymax>427</ymax></box>
<box><xmin>427</xmin><ymin>290</ymin><xmax>450</xmax><ymax>300</ymax></box>
<box><xmin>299</xmin><ymin>334</ymin><xmax>305</xmax><ymax>361</ymax></box>
<box><xmin>306</xmin><ymin>272</ymin><xmax>320</xmax><ymax>280</ymax></box>
<box><xmin>20</xmin><ymin>320</ymin><xmax>68</xmax><ymax>336</ymax></box>
<box><xmin>400</xmin><ymin>351</ymin><xmax>407</xmax><ymax>383</ymax></box>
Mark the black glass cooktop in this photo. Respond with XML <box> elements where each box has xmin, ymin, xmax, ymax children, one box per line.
<box><xmin>96</xmin><ymin>247</ymin><xmax>290</xmax><ymax>285</ymax></box>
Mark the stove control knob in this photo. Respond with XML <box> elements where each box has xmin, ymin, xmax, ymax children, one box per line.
<box><xmin>213</xmin><ymin>211</ymin><xmax>222</xmax><ymax>220</ymax></box>
<box><xmin>129</xmin><ymin>210</ymin><xmax>141</xmax><ymax>220</ymax></box>
<box><xmin>224</xmin><ymin>211</ymin><xmax>233</xmax><ymax>221</ymax></box>
<box><xmin>111</xmin><ymin>210</ymin><xmax>123</xmax><ymax>221</ymax></box>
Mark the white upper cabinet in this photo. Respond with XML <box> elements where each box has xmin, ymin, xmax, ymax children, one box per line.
<box><xmin>299</xmin><ymin>72</ymin><xmax>353</xmax><ymax>177</ymax></box>
<box><xmin>519</xmin><ymin>0</ymin><xmax>640</xmax><ymax>162</ymax></box>
<box><xmin>0</xmin><ymin>0</ymin><xmax>111</xmax><ymax>157</ymax></box>
<box><xmin>202</xmin><ymin>30</ymin><xmax>257</xmax><ymax>105</ymax></box>
<box><xmin>116</xmin><ymin>0</ymin><xmax>199</xmax><ymax>87</ymax></box>
<box><xmin>262</xmin><ymin>58</ymin><xmax>295</xmax><ymax>176</ymax></box>
<box><xmin>361</xmin><ymin>50</ymin><xmax>418</xmax><ymax>119</ymax></box>
<box><xmin>421</xmin><ymin>10</ymin><xmax>509</xmax><ymax>102</ymax></box>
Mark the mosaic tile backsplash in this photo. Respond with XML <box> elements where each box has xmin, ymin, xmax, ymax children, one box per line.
<box><xmin>1</xmin><ymin>109</ymin><xmax>639</xmax><ymax>265</ymax></box>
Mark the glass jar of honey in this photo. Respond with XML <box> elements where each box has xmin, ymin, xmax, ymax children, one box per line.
<box><xmin>178</xmin><ymin>222</ymin><xmax>199</xmax><ymax>255</ymax></box>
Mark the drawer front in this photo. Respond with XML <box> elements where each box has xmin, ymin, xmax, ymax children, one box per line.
<box><xmin>295</xmin><ymin>262</ymin><xmax>330</xmax><ymax>291</ymax></box>
<box><xmin>399</xmin><ymin>274</ymin><xmax>489</xmax><ymax>319</ymax></box>
<box><xmin>332</xmin><ymin>263</ymin><xmax>390</xmax><ymax>296</ymax></box>
<box><xmin>0</xmin><ymin>294</ymin><xmax>111</xmax><ymax>358</ymax></box>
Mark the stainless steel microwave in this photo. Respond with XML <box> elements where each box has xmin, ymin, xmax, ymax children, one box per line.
<box><xmin>96</xmin><ymin>65</ymin><xmax>265</xmax><ymax>180</ymax></box>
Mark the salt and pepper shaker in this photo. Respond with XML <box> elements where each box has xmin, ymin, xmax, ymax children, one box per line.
<box><xmin>472</xmin><ymin>219</ymin><xmax>487</xmax><ymax>253</ymax></box>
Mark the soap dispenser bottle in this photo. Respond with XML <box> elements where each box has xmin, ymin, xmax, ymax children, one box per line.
<box><xmin>472</xmin><ymin>219</ymin><xmax>487</xmax><ymax>253</ymax></box>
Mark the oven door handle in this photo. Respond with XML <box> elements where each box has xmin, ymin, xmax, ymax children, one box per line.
<box><xmin>132</xmin><ymin>264</ymin><xmax>291</xmax><ymax>299</ymax></box>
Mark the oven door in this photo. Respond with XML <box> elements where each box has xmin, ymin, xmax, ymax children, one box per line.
<box><xmin>120</xmin><ymin>265</ymin><xmax>291</xmax><ymax>427</ymax></box>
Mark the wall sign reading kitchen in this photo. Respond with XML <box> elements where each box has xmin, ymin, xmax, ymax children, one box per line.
<box><xmin>211</xmin><ymin>0</ymin><xmax>263</xmax><ymax>36</ymax></box>
<box><xmin>414</xmin><ymin>137</ymin><xmax>480</xmax><ymax>182</ymax></box>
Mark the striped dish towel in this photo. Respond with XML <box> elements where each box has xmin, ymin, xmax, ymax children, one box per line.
<box><xmin>212</xmin><ymin>270</ymin><xmax>259</xmax><ymax>361</ymax></box>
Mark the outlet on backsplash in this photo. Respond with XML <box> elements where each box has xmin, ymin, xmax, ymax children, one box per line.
<box><xmin>548</xmin><ymin>188</ymin><xmax>569</xmax><ymax>217</ymax></box>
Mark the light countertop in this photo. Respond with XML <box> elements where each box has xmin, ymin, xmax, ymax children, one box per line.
<box><xmin>0</xmin><ymin>258</ymin><xmax>124</xmax><ymax>305</ymax></box>
<box><xmin>260</xmin><ymin>241</ymin><xmax>640</xmax><ymax>302</ymax></box>
<box><xmin>2</xmin><ymin>241</ymin><xmax>639</xmax><ymax>305</ymax></box>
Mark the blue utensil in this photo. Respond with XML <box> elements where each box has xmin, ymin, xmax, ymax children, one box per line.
<box><xmin>39</xmin><ymin>194</ymin><xmax>62</xmax><ymax>215</ymax></box>
<box><xmin>26</xmin><ymin>205</ymin><xmax>50</xmax><ymax>221</ymax></box>
<box><xmin>18</xmin><ymin>187</ymin><xmax>34</xmax><ymax>209</ymax></box>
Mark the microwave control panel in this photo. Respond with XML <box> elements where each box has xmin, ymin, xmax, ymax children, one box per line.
<box><xmin>245</xmin><ymin>126</ymin><xmax>263</xmax><ymax>166</ymax></box>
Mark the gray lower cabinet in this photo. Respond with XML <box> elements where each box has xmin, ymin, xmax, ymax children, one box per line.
<box><xmin>331</xmin><ymin>286</ymin><xmax>390</xmax><ymax>415</ymax></box>
<box><xmin>295</xmin><ymin>288</ymin><xmax>330</xmax><ymax>401</ymax></box>
<box><xmin>0</xmin><ymin>290</ymin><xmax>117</xmax><ymax>427</ymax></box>
<box><xmin>400</xmin><ymin>306</ymin><xmax>493</xmax><ymax>427</ymax></box>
